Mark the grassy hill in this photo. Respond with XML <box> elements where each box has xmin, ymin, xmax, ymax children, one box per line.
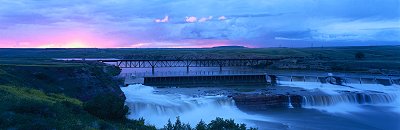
<box><xmin>0</xmin><ymin>60</ymin><xmax>124</xmax><ymax>101</ymax></box>
<box><xmin>0</xmin><ymin>60</ymin><xmax>157</xmax><ymax>129</ymax></box>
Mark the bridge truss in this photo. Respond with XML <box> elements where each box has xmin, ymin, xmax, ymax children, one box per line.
<box><xmin>99</xmin><ymin>58</ymin><xmax>286</xmax><ymax>74</ymax></box>
<box><xmin>99</xmin><ymin>58</ymin><xmax>284</xmax><ymax>68</ymax></box>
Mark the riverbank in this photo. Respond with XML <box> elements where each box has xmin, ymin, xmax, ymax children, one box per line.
<box><xmin>0</xmin><ymin>60</ymin><xmax>157</xmax><ymax>129</ymax></box>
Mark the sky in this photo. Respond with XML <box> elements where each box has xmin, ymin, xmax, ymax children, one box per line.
<box><xmin>0</xmin><ymin>0</ymin><xmax>399</xmax><ymax>48</ymax></box>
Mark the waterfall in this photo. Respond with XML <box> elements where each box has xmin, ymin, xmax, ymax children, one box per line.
<box><xmin>288</xmin><ymin>96</ymin><xmax>294</xmax><ymax>108</ymax></box>
<box><xmin>301</xmin><ymin>93</ymin><xmax>397</xmax><ymax>107</ymax></box>
<box><xmin>121</xmin><ymin>84</ymin><xmax>269</xmax><ymax>128</ymax></box>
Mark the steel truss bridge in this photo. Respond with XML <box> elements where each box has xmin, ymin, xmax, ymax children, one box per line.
<box><xmin>99</xmin><ymin>58</ymin><xmax>287</xmax><ymax>73</ymax></box>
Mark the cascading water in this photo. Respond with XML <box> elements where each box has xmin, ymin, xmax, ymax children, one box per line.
<box><xmin>301</xmin><ymin>93</ymin><xmax>397</xmax><ymax>107</ymax></box>
<box><xmin>278</xmin><ymin>79</ymin><xmax>400</xmax><ymax>114</ymax></box>
<box><xmin>121</xmin><ymin>84</ymin><xmax>270</xmax><ymax>128</ymax></box>
<box><xmin>288</xmin><ymin>96</ymin><xmax>294</xmax><ymax>108</ymax></box>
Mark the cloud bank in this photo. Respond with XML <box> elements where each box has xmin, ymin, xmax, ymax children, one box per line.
<box><xmin>0</xmin><ymin>0</ymin><xmax>398</xmax><ymax>48</ymax></box>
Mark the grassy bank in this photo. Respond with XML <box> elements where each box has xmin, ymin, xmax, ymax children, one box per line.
<box><xmin>0</xmin><ymin>61</ymin><xmax>123</xmax><ymax>101</ymax></box>
<box><xmin>0</xmin><ymin>85</ymin><xmax>160</xmax><ymax>129</ymax></box>
<box><xmin>0</xmin><ymin>60</ymin><xmax>156</xmax><ymax>129</ymax></box>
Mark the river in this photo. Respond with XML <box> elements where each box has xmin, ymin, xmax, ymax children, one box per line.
<box><xmin>121</xmin><ymin>81</ymin><xmax>400</xmax><ymax>130</ymax></box>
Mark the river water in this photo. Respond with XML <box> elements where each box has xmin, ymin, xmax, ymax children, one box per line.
<box><xmin>121</xmin><ymin>81</ymin><xmax>400</xmax><ymax>130</ymax></box>
<box><xmin>118</xmin><ymin>67</ymin><xmax>400</xmax><ymax>129</ymax></box>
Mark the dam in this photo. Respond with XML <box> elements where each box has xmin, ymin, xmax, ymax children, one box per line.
<box><xmin>122</xmin><ymin>70</ymin><xmax>400</xmax><ymax>87</ymax></box>
<box><xmin>143</xmin><ymin>74</ymin><xmax>268</xmax><ymax>86</ymax></box>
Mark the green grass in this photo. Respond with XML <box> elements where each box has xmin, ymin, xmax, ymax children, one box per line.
<box><xmin>0</xmin><ymin>85</ymin><xmax>158</xmax><ymax>130</ymax></box>
<box><xmin>0</xmin><ymin>85</ymin><xmax>82</xmax><ymax>105</ymax></box>
<box><xmin>0</xmin><ymin>61</ymin><xmax>124</xmax><ymax>100</ymax></box>
<box><xmin>1</xmin><ymin>46</ymin><xmax>399</xmax><ymax>60</ymax></box>
<box><xmin>0</xmin><ymin>58</ymin><xmax>84</xmax><ymax>67</ymax></box>
<box><xmin>0</xmin><ymin>85</ymin><xmax>96</xmax><ymax>129</ymax></box>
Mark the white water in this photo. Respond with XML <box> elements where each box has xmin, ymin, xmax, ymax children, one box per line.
<box><xmin>121</xmin><ymin>84</ymin><xmax>271</xmax><ymax>128</ymax></box>
<box><xmin>279</xmin><ymin>81</ymin><xmax>400</xmax><ymax>114</ymax></box>
<box><xmin>288</xmin><ymin>96</ymin><xmax>294</xmax><ymax>108</ymax></box>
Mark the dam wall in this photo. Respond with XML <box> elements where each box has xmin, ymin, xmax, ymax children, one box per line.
<box><xmin>275</xmin><ymin>75</ymin><xmax>399</xmax><ymax>86</ymax></box>
<box><xmin>123</xmin><ymin>71</ymin><xmax>400</xmax><ymax>87</ymax></box>
<box><xmin>143</xmin><ymin>74</ymin><xmax>268</xmax><ymax>86</ymax></box>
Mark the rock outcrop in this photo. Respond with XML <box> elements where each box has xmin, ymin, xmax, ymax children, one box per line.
<box><xmin>232</xmin><ymin>94</ymin><xmax>302</xmax><ymax>110</ymax></box>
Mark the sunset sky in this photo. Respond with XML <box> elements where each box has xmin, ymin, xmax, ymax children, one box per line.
<box><xmin>0</xmin><ymin>0</ymin><xmax>399</xmax><ymax>48</ymax></box>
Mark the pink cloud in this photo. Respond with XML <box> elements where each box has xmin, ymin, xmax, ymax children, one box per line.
<box><xmin>218</xmin><ymin>16</ymin><xmax>227</xmax><ymax>20</ymax></box>
<box><xmin>185</xmin><ymin>16</ymin><xmax>197</xmax><ymax>23</ymax></box>
<box><xmin>0</xmin><ymin>29</ymin><xmax>119</xmax><ymax>48</ymax></box>
<box><xmin>198</xmin><ymin>16</ymin><xmax>213</xmax><ymax>22</ymax></box>
<box><xmin>154</xmin><ymin>16</ymin><xmax>169</xmax><ymax>23</ymax></box>
<box><xmin>128</xmin><ymin>39</ymin><xmax>237</xmax><ymax>48</ymax></box>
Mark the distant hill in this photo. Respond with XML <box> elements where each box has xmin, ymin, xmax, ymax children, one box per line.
<box><xmin>212</xmin><ymin>46</ymin><xmax>247</xmax><ymax>49</ymax></box>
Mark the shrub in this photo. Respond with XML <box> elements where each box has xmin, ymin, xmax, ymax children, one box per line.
<box><xmin>33</xmin><ymin>72</ymin><xmax>49</xmax><ymax>80</ymax></box>
<box><xmin>83</xmin><ymin>93</ymin><xmax>128</xmax><ymax>120</ymax></box>
<box><xmin>122</xmin><ymin>118</ymin><xmax>157</xmax><ymax>130</ymax></box>
<box><xmin>105</xmin><ymin>65</ymin><xmax>122</xmax><ymax>76</ymax></box>
<box><xmin>10</xmin><ymin>100</ymin><xmax>54</xmax><ymax>118</ymax></box>
<box><xmin>208</xmin><ymin>117</ymin><xmax>246</xmax><ymax>130</ymax></box>
<box><xmin>163</xmin><ymin>117</ymin><xmax>191</xmax><ymax>130</ymax></box>
<box><xmin>164</xmin><ymin>119</ymin><xmax>174</xmax><ymax>130</ymax></box>
<box><xmin>195</xmin><ymin>120</ymin><xmax>207</xmax><ymax>130</ymax></box>
<box><xmin>355</xmin><ymin>52</ymin><xmax>365</xmax><ymax>60</ymax></box>
<box><xmin>163</xmin><ymin>117</ymin><xmax>257</xmax><ymax>130</ymax></box>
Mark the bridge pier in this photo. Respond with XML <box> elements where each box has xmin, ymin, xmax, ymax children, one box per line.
<box><xmin>186</xmin><ymin>66</ymin><xmax>189</xmax><ymax>73</ymax></box>
<box><xmin>151</xmin><ymin>66</ymin><xmax>155</xmax><ymax>75</ymax></box>
<box><xmin>268</xmin><ymin>75</ymin><xmax>277</xmax><ymax>85</ymax></box>
<box><xmin>290</xmin><ymin>76</ymin><xmax>293</xmax><ymax>82</ymax></box>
